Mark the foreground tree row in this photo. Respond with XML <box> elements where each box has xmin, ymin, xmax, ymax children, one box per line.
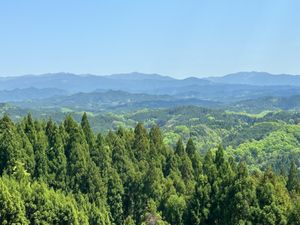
<box><xmin>0</xmin><ymin>113</ymin><xmax>299</xmax><ymax>225</ymax></box>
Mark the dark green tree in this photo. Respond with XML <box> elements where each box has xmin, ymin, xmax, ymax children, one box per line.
<box><xmin>255</xmin><ymin>168</ymin><xmax>291</xmax><ymax>225</ymax></box>
<box><xmin>175</xmin><ymin>139</ymin><xmax>185</xmax><ymax>157</ymax></box>
<box><xmin>227</xmin><ymin>162</ymin><xmax>257</xmax><ymax>224</ymax></box>
<box><xmin>33</xmin><ymin>129</ymin><xmax>49</xmax><ymax>180</ymax></box>
<box><xmin>0</xmin><ymin>115</ymin><xmax>24</xmax><ymax>175</ymax></box>
<box><xmin>133</xmin><ymin>122</ymin><xmax>150</xmax><ymax>161</ymax></box>
<box><xmin>45</xmin><ymin>119</ymin><xmax>67</xmax><ymax>189</ymax></box>
<box><xmin>64</xmin><ymin>115</ymin><xmax>90</xmax><ymax>193</ymax></box>
<box><xmin>107</xmin><ymin>168</ymin><xmax>124</xmax><ymax>225</ymax></box>
<box><xmin>186</xmin><ymin>138</ymin><xmax>202</xmax><ymax>178</ymax></box>
<box><xmin>81</xmin><ymin>112</ymin><xmax>95</xmax><ymax>150</ymax></box>
<box><xmin>287</xmin><ymin>161</ymin><xmax>300</xmax><ymax>193</ymax></box>
<box><xmin>186</xmin><ymin>175</ymin><xmax>211</xmax><ymax>225</ymax></box>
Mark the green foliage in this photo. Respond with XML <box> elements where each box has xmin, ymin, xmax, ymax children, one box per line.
<box><xmin>107</xmin><ymin>168</ymin><xmax>124</xmax><ymax>225</ymax></box>
<box><xmin>165</xmin><ymin>194</ymin><xmax>186</xmax><ymax>225</ymax></box>
<box><xmin>0</xmin><ymin>113</ymin><xmax>299</xmax><ymax>224</ymax></box>
<box><xmin>228</xmin><ymin>125</ymin><xmax>300</xmax><ymax>172</ymax></box>
<box><xmin>0</xmin><ymin>177</ymin><xmax>28</xmax><ymax>224</ymax></box>
<box><xmin>287</xmin><ymin>161</ymin><xmax>300</xmax><ymax>193</ymax></box>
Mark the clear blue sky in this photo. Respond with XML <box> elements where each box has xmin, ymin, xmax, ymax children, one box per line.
<box><xmin>1</xmin><ymin>0</ymin><xmax>300</xmax><ymax>78</ymax></box>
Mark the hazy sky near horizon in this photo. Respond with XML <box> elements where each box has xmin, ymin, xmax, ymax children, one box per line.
<box><xmin>1</xmin><ymin>1</ymin><xmax>300</xmax><ymax>78</ymax></box>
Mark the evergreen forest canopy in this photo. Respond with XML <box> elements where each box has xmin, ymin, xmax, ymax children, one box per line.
<box><xmin>0</xmin><ymin>113</ymin><xmax>300</xmax><ymax>225</ymax></box>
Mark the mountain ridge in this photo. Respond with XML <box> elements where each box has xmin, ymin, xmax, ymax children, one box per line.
<box><xmin>2</xmin><ymin>71</ymin><xmax>300</xmax><ymax>103</ymax></box>
<box><xmin>206</xmin><ymin>71</ymin><xmax>300</xmax><ymax>86</ymax></box>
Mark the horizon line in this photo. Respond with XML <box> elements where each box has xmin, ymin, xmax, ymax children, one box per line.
<box><xmin>1</xmin><ymin>70</ymin><xmax>300</xmax><ymax>79</ymax></box>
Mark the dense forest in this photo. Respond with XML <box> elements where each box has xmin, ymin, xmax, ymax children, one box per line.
<box><xmin>0</xmin><ymin>113</ymin><xmax>300</xmax><ymax>224</ymax></box>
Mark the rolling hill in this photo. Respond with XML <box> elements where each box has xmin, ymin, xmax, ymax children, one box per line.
<box><xmin>207</xmin><ymin>71</ymin><xmax>300</xmax><ymax>86</ymax></box>
<box><xmin>229</xmin><ymin>95</ymin><xmax>300</xmax><ymax>113</ymax></box>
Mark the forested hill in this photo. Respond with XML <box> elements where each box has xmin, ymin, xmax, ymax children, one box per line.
<box><xmin>207</xmin><ymin>71</ymin><xmax>300</xmax><ymax>86</ymax></box>
<box><xmin>0</xmin><ymin>113</ymin><xmax>300</xmax><ymax>224</ymax></box>
<box><xmin>229</xmin><ymin>95</ymin><xmax>300</xmax><ymax>113</ymax></box>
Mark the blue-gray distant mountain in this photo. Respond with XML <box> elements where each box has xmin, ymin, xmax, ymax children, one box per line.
<box><xmin>2</xmin><ymin>71</ymin><xmax>300</xmax><ymax>104</ymax></box>
<box><xmin>107</xmin><ymin>72</ymin><xmax>174</xmax><ymax>81</ymax></box>
<box><xmin>0</xmin><ymin>72</ymin><xmax>211</xmax><ymax>93</ymax></box>
<box><xmin>0</xmin><ymin>87</ymin><xmax>67</xmax><ymax>102</ymax></box>
<box><xmin>207</xmin><ymin>71</ymin><xmax>300</xmax><ymax>86</ymax></box>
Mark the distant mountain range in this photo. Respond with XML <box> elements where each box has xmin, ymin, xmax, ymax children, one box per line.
<box><xmin>1</xmin><ymin>71</ymin><xmax>300</xmax><ymax>92</ymax></box>
<box><xmin>1</xmin><ymin>71</ymin><xmax>300</xmax><ymax>111</ymax></box>
<box><xmin>207</xmin><ymin>71</ymin><xmax>300</xmax><ymax>86</ymax></box>
<box><xmin>0</xmin><ymin>72</ymin><xmax>210</xmax><ymax>93</ymax></box>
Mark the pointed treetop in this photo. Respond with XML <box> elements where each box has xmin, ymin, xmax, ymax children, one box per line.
<box><xmin>175</xmin><ymin>138</ymin><xmax>185</xmax><ymax>156</ymax></box>
<box><xmin>26</xmin><ymin>113</ymin><xmax>34</xmax><ymax>125</ymax></box>
<box><xmin>81</xmin><ymin>112</ymin><xmax>92</xmax><ymax>132</ymax></box>
<box><xmin>186</xmin><ymin>138</ymin><xmax>196</xmax><ymax>156</ymax></box>
<box><xmin>64</xmin><ymin>114</ymin><xmax>78</xmax><ymax>133</ymax></box>
<box><xmin>0</xmin><ymin>113</ymin><xmax>14</xmax><ymax>130</ymax></box>
<box><xmin>149</xmin><ymin>124</ymin><xmax>163</xmax><ymax>147</ymax></box>
<box><xmin>215</xmin><ymin>145</ymin><xmax>225</xmax><ymax>167</ymax></box>
<box><xmin>81</xmin><ymin>112</ymin><xmax>89</xmax><ymax>127</ymax></box>
<box><xmin>237</xmin><ymin>161</ymin><xmax>248</xmax><ymax>178</ymax></box>
<box><xmin>81</xmin><ymin>112</ymin><xmax>94</xmax><ymax>144</ymax></box>
<box><xmin>134</xmin><ymin>122</ymin><xmax>148</xmax><ymax>137</ymax></box>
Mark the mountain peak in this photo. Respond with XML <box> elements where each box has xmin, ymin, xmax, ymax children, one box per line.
<box><xmin>208</xmin><ymin>71</ymin><xmax>300</xmax><ymax>86</ymax></box>
<box><xmin>107</xmin><ymin>72</ymin><xmax>174</xmax><ymax>81</ymax></box>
